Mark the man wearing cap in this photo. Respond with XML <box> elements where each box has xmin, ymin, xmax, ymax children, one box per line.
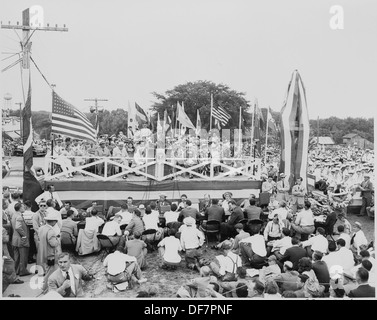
<box><xmin>358</xmin><ymin>174</ymin><xmax>373</xmax><ymax>216</ymax></box>
<box><xmin>274</xmin><ymin>261</ymin><xmax>299</xmax><ymax>293</ymax></box>
<box><xmin>179</xmin><ymin>216</ymin><xmax>205</xmax><ymax>271</ymax></box>
<box><xmin>351</xmin><ymin>222</ymin><xmax>368</xmax><ymax>256</ymax></box>
<box><xmin>276</xmin><ymin>173</ymin><xmax>289</xmax><ymax>202</ymax></box>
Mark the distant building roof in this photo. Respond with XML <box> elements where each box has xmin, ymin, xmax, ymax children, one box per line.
<box><xmin>343</xmin><ymin>133</ymin><xmax>359</xmax><ymax>139</ymax></box>
<box><xmin>310</xmin><ymin>136</ymin><xmax>335</xmax><ymax>145</ymax></box>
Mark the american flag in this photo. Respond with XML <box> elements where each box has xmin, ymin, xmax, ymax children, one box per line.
<box><xmin>52</xmin><ymin>92</ymin><xmax>96</xmax><ymax>142</ymax></box>
<box><xmin>212</xmin><ymin>105</ymin><xmax>231</xmax><ymax>127</ymax></box>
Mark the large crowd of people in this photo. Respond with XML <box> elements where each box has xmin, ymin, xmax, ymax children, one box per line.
<box><xmin>2</xmin><ymin>171</ymin><xmax>375</xmax><ymax>298</ymax></box>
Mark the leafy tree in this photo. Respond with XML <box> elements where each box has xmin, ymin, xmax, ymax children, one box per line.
<box><xmin>150</xmin><ymin>80</ymin><xmax>252</xmax><ymax>131</ymax></box>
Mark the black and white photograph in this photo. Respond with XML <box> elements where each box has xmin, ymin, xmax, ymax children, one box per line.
<box><xmin>1</xmin><ymin>0</ymin><xmax>375</xmax><ymax>303</ymax></box>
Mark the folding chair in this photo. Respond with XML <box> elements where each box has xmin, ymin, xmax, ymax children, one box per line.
<box><xmin>60</xmin><ymin>231</ymin><xmax>76</xmax><ymax>253</ymax></box>
<box><xmin>96</xmin><ymin>234</ymin><xmax>118</xmax><ymax>261</ymax></box>
<box><xmin>201</xmin><ymin>220</ymin><xmax>221</xmax><ymax>245</ymax></box>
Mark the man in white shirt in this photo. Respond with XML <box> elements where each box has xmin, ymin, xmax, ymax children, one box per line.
<box><xmin>164</xmin><ymin>203</ymin><xmax>179</xmax><ymax>225</ymax></box>
<box><xmin>271</xmin><ymin>201</ymin><xmax>289</xmax><ymax>221</ymax></box>
<box><xmin>324</xmin><ymin>238</ymin><xmax>355</xmax><ymax>275</ymax></box>
<box><xmin>117</xmin><ymin>204</ymin><xmax>133</xmax><ymax>226</ymax></box>
<box><xmin>84</xmin><ymin>209</ymin><xmax>104</xmax><ymax>233</ymax></box>
<box><xmin>239</xmin><ymin>231</ymin><xmax>267</xmax><ymax>268</ymax></box>
<box><xmin>35</xmin><ymin>185</ymin><xmax>63</xmax><ymax>210</ymax></box>
<box><xmin>291</xmin><ymin>201</ymin><xmax>315</xmax><ymax>239</ymax></box>
<box><xmin>101</xmin><ymin>214</ymin><xmax>123</xmax><ymax>246</ymax></box>
<box><xmin>179</xmin><ymin>217</ymin><xmax>205</xmax><ymax>271</ymax></box>
<box><xmin>351</xmin><ymin>222</ymin><xmax>368</xmax><ymax>255</ymax></box>
<box><xmin>336</xmin><ymin>225</ymin><xmax>351</xmax><ymax>249</ymax></box>
<box><xmin>209</xmin><ymin>240</ymin><xmax>242</xmax><ymax>278</ymax></box>
<box><xmin>59</xmin><ymin>201</ymin><xmax>79</xmax><ymax>219</ymax></box>
<box><xmin>301</xmin><ymin>227</ymin><xmax>328</xmax><ymax>256</ymax></box>
<box><xmin>157</xmin><ymin>228</ymin><xmax>182</xmax><ymax>269</ymax></box>
<box><xmin>112</xmin><ymin>141</ymin><xmax>129</xmax><ymax>178</ymax></box>
<box><xmin>103</xmin><ymin>247</ymin><xmax>147</xmax><ymax>286</ymax></box>
<box><xmin>271</xmin><ymin>228</ymin><xmax>292</xmax><ymax>259</ymax></box>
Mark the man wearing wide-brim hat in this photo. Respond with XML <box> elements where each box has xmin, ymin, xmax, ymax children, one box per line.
<box><xmin>37</xmin><ymin>211</ymin><xmax>62</xmax><ymax>291</ymax></box>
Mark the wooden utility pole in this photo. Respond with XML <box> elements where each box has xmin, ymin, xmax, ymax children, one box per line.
<box><xmin>84</xmin><ymin>98</ymin><xmax>108</xmax><ymax>136</ymax></box>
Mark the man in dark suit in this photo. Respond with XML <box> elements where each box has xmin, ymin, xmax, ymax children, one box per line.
<box><xmin>178</xmin><ymin>200</ymin><xmax>201</xmax><ymax>222</ymax></box>
<box><xmin>11</xmin><ymin>202</ymin><xmax>31</xmax><ymax>276</ymax></box>
<box><xmin>219</xmin><ymin>201</ymin><xmax>244</xmax><ymax>241</ymax></box>
<box><xmin>348</xmin><ymin>267</ymin><xmax>375</xmax><ymax>298</ymax></box>
<box><xmin>243</xmin><ymin>198</ymin><xmax>262</xmax><ymax>220</ymax></box>
<box><xmin>204</xmin><ymin>198</ymin><xmax>225</xmax><ymax>223</ymax></box>
<box><xmin>47</xmin><ymin>252</ymin><xmax>93</xmax><ymax>297</ymax></box>
<box><xmin>279</xmin><ymin>237</ymin><xmax>307</xmax><ymax>271</ymax></box>
<box><xmin>359</xmin><ymin>174</ymin><xmax>373</xmax><ymax>216</ymax></box>
<box><xmin>321</xmin><ymin>208</ymin><xmax>338</xmax><ymax>236</ymax></box>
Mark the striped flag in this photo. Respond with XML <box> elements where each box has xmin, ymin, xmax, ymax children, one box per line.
<box><xmin>195</xmin><ymin>109</ymin><xmax>201</xmax><ymax>136</ymax></box>
<box><xmin>212</xmin><ymin>105</ymin><xmax>231</xmax><ymax>127</ymax></box>
<box><xmin>22</xmin><ymin>74</ymin><xmax>43</xmax><ymax>211</ymax></box>
<box><xmin>135</xmin><ymin>102</ymin><xmax>148</xmax><ymax>126</ymax></box>
<box><xmin>52</xmin><ymin>92</ymin><xmax>97</xmax><ymax>142</ymax></box>
<box><xmin>279</xmin><ymin>70</ymin><xmax>310</xmax><ymax>190</ymax></box>
<box><xmin>267</xmin><ymin>107</ymin><xmax>277</xmax><ymax>133</ymax></box>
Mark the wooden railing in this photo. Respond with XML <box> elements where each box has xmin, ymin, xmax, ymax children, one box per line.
<box><xmin>44</xmin><ymin>154</ymin><xmax>262</xmax><ymax>182</ymax></box>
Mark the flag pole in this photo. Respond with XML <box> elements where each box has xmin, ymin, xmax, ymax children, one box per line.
<box><xmin>238</xmin><ymin>106</ymin><xmax>242</xmax><ymax>154</ymax></box>
<box><xmin>264</xmin><ymin>107</ymin><xmax>269</xmax><ymax>165</ymax></box>
<box><xmin>175</xmin><ymin>102</ymin><xmax>179</xmax><ymax>137</ymax></box>
<box><xmin>210</xmin><ymin>93</ymin><xmax>213</xmax><ymax>132</ymax></box>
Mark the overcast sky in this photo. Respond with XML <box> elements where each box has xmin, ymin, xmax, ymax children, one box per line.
<box><xmin>1</xmin><ymin>0</ymin><xmax>376</xmax><ymax>120</ymax></box>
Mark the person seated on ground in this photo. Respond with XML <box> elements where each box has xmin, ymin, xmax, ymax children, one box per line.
<box><xmin>337</xmin><ymin>213</ymin><xmax>352</xmax><ymax>235</ymax></box>
<box><xmin>142</xmin><ymin>205</ymin><xmax>164</xmax><ymax>244</ymax></box>
<box><xmin>125</xmin><ymin>231</ymin><xmax>147</xmax><ymax>270</ymax></box>
<box><xmin>347</xmin><ymin>267</ymin><xmax>375</xmax><ymax>298</ymax></box>
<box><xmin>124</xmin><ymin>209</ymin><xmax>145</xmax><ymax>238</ymax></box>
<box><xmin>358</xmin><ymin>260</ymin><xmax>376</xmax><ymax>288</ymax></box>
<box><xmin>248</xmin><ymin>278</ymin><xmax>265</xmax><ymax>298</ymax></box>
<box><xmin>264</xmin><ymin>214</ymin><xmax>285</xmax><ymax>254</ymax></box>
<box><xmin>220</xmin><ymin>267</ymin><xmax>250</xmax><ymax>298</ymax></box>
<box><xmin>291</xmin><ymin>200</ymin><xmax>315</xmax><ymax>240</ymax></box>
<box><xmin>157</xmin><ymin>228</ymin><xmax>182</xmax><ymax>270</ymax></box>
<box><xmin>273</xmin><ymin>261</ymin><xmax>299</xmax><ymax>294</ymax></box>
<box><xmin>219</xmin><ymin>200</ymin><xmax>244</xmax><ymax>242</ymax></box>
<box><xmin>259</xmin><ymin>255</ymin><xmax>282</xmax><ymax>284</ymax></box>
<box><xmin>117</xmin><ymin>204</ymin><xmax>133</xmax><ymax>226</ymax></box>
<box><xmin>263</xmin><ymin>279</ymin><xmax>282</xmax><ymax>299</ymax></box>
<box><xmin>164</xmin><ymin>203</ymin><xmax>179</xmax><ymax>226</ymax></box>
<box><xmin>297</xmin><ymin>257</ymin><xmax>325</xmax><ymax>298</ymax></box>
<box><xmin>351</xmin><ymin>222</ymin><xmax>368</xmax><ymax>256</ymax></box>
<box><xmin>328</xmin><ymin>237</ymin><xmax>355</xmax><ymax>275</ymax></box>
<box><xmin>215</xmin><ymin>223</ymin><xmax>251</xmax><ymax>254</ymax></box>
<box><xmin>179</xmin><ymin>216</ymin><xmax>205</xmax><ymax>271</ymax></box>
<box><xmin>281</xmin><ymin>290</ymin><xmax>297</xmax><ymax>298</ymax></box>
<box><xmin>75</xmin><ymin>209</ymin><xmax>102</xmax><ymax>256</ymax></box>
<box><xmin>311</xmin><ymin>251</ymin><xmax>330</xmax><ymax>295</ymax></box>
<box><xmin>235</xmin><ymin>282</ymin><xmax>249</xmax><ymax>298</ymax></box>
<box><xmin>239</xmin><ymin>228</ymin><xmax>267</xmax><ymax>269</ymax></box>
<box><xmin>294</xmin><ymin>274</ymin><xmax>311</xmax><ymax>298</ymax></box>
<box><xmin>176</xmin><ymin>266</ymin><xmax>222</xmax><ymax>298</ymax></box>
<box><xmin>103</xmin><ymin>247</ymin><xmax>147</xmax><ymax>289</ymax></box>
<box><xmin>300</xmin><ymin>227</ymin><xmax>328</xmax><ymax>257</ymax></box>
<box><xmin>178</xmin><ymin>199</ymin><xmax>202</xmax><ymax>223</ymax></box>
<box><xmin>279</xmin><ymin>237</ymin><xmax>307</xmax><ymax>271</ymax></box>
<box><xmin>61</xmin><ymin>210</ymin><xmax>78</xmax><ymax>245</ymax></box>
<box><xmin>209</xmin><ymin>240</ymin><xmax>242</xmax><ymax>281</ymax></box>
<box><xmin>59</xmin><ymin>201</ymin><xmax>78</xmax><ymax>220</ymax></box>
<box><xmin>350</xmin><ymin>249</ymin><xmax>376</xmax><ymax>279</ymax></box>
<box><xmin>243</xmin><ymin>198</ymin><xmax>262</xmax><ymax>221</ymax></box>
<box><xmin>335</xmin><ymin>225</ymin><xmax>351</xmax><ymax>249</ymax></box>
<box><xmin>270</xmin><ymin>228</ymin><xmax>292</xmax><ymax>260</ymax></box>
<box><xmin>47</xmin><ymin>252</ymin><xmax>93</xmax><ymax>298</ymax></box>
<box><xmin>101</xmin><ymin>214</ymin><xmax>124</xmax><ymax>247</ymax></box>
